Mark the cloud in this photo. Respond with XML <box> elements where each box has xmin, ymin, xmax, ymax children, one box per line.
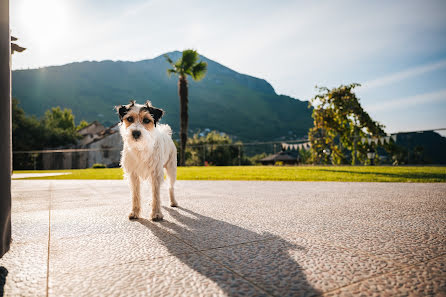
<box><xmin>361</xmin><ymin>59</ymin><xmax>446</xmax><ymax>91</ymax></box>
<box><xmin>366</xmin><ymin>89</ymin><xmax>446</xmax><ymax>112</ymax></box>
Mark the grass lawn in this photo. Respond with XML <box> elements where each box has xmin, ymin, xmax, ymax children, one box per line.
<box><xmin>13</xmin><ymin>166</ymin><xmax>446</xmax><ymax>182</ymax></box>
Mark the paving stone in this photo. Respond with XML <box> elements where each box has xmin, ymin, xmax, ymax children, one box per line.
<box><xmin>326</xmin><ymin>255</ymin><xmax>446</xmax><ymax>297</ymax></box>
<box><xmin>50</xmin><ymin>219</ymin><xmax>196</xmax><ymax>274</ymax></box>
<box><xmin>0</xmin><ymin>241</ymin><xmax>47</xmax><ymax>297</ymax></box>
<box><xmin>10</xmin><ymin>210</ymin><xmax>49</xmax><ymax>244</ymax></box>
<box><xmin>50</xmin><ymin>207</ymin><xmax>130</xmax><ymax>239</ymax></box>
<box><xmin>11</xmin><ymin>187</ymin><xmax>50</xmax><ymax>213</ymax></box>
<box><xmin>7</xmin><ymin>180</ymin><xmax>446</xmax><ymax>297</ymax></box>
<box><xmin>204</xmin><ymin>235</ymin><xmax>399</xmax><ymax>296</ymax></box>
<box><xmin>373</xmin><ymin>211</ymin><xmax>446</xmax><ymax>237</ymax></box>
<box><xmin>49</xmin><ymin>253</ymin><xmax>268</xmax><ymax>297</ymax></box>
<box><xmin>302</xmin><ymin>224</ymin><xmax>446</xmax><ymax>266</ymax></box>
<box><xmin>156</xmin><ymin>207</ymin><xmax>274</xmax><ymax>250</ymax></box>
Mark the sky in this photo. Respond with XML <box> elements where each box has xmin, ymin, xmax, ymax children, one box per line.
<box><xmin>10</xmin><ymin>0</ymin><xmax>446</xmax><ymax>135</ymax></box>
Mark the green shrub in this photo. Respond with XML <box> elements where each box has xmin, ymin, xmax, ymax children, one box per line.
<box><xmin>92</xmin><ymin>163</ymin><xmax>106</xmax><ymax>169</ymax></box>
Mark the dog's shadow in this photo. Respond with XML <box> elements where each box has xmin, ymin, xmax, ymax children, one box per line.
<box><xmin>137</xmin><ymin>207</ymin><xmax>320</xmax><ymax>297</ymax></box>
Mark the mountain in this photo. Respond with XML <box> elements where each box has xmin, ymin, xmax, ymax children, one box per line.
<box><xmin>394</xmin><ymin>131</ymin><xmax>446</xmax><ymax>164</ymax></box>
<box><xmin>12</xmin><ymin>51</ymin><xmax>312</xmax><ymax>141</ymax></box>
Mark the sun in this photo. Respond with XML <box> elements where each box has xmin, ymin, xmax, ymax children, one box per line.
<box><xmin>16</xmin><ymin>0</ymin><xmax>71</xmax><ymax>51</ymax></box>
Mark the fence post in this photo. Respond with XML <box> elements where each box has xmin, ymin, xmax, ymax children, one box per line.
<box><xmin>353</xmin><ymin>130</ymin><xmax>358</xmax><ymax>165</ymax></box>
<box><xmin>202</xmin><ymin>144</ymin><xmax>205</xmax><ymax>166</ymax></box>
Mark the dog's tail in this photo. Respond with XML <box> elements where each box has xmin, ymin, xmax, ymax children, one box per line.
<box><xmin>158</xmin><ymin>124</ymin><xmax>172</xmax><ymax>136</ymax></box>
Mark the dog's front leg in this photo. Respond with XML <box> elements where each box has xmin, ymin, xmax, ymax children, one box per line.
<box><xmin>150</xmin><ymin>170</ymin><xmax>164</xmax><ymax>221</ymax></box>
<box><xmin>128</xmin><ymin>173</ymin><xmax>141</xmax><ymax>220</ymax></box>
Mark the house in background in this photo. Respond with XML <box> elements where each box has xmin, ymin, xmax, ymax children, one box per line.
<box><xmin>84</xmin><ymin>123</ymin><xmax>122</xmax><ymax>168</ymax></box>
<box><xmin>78</xmin><ymin>121</ymin><xmax>106</xmax><ymax>146</ymax></box>
<box><xmin>258</xmin><ymin>150</ymin><xmax>299</xmax><ymax>165</ymax></box>
<box><xmin>42</xmin><ymin>122</ymin><xmax>122</xmax><ymax>169</ymax></box>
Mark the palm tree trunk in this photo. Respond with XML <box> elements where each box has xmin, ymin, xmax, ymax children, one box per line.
<box><xmin>179</xmin><ymin>75</ymin><xmax>188</xmax><ymax>166</ymax></box>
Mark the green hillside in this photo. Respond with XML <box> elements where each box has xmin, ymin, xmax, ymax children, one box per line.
<box><xmin>12</xmin><ymin>51</ymin><xmax>312</xmax><ymax>141</ymax></box>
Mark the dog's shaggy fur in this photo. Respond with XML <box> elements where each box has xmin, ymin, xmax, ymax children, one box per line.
<box><xmin>116</xmin><ymin>100</ymin><xmax>177</xmax><ymax>221</ymax></box>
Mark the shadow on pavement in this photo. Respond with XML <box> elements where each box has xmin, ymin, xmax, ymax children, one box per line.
<box><xmin>137</xmin><ymin>207</ymin><xmax>320</xmax><ymax>297</ymax></box>
<box><xmin>0</xmin><ymin>266</ymin><xmax>8</xmax><ymax>297</ymax></box>
<box><xmin>314</xmin><ymin>168</ymin><xmax>445</xmax><ymax>181</ymax></box>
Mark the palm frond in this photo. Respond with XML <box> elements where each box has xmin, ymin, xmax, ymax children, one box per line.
<box><xmin>166</xmin><ymin>68</ymin><xmax>178</xmax><ymax>77</ymax></box>
<box><xmin>184</xmin><ymin>68</ymin><xmax>193</xmax><ymax>77</ymax></box>
<box><xmin>174</xmin><ymin>58</ymin><xmax>183</xmax><ymax>71</ymax></box>
<box><xmin>164</xmin><ymin>54</ymin><xmax>174</xmax><ymax>65</ymax></box>
<box><xmin>181</xmin><ymin>49</ymin><xmax>199</xmax><ymax>72</ymax></box>
<box><xmin>191</xmin><ymin>61</ymin><xmax>207</xmax><ymax>81</ymax></box>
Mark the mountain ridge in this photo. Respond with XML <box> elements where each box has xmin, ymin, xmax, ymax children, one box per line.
<box><xmin>12</xmin><ymin>51</ymin><xmax>312</xmax><ymax>141</ymax></box>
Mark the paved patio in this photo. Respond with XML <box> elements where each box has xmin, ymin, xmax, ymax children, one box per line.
<box><xmin>1</xmin><ymin>180</ymin><xmax>446</xmax><ymax>296</ymax></box>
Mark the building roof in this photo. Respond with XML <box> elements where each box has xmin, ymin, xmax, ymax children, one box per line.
<box><xmin>259</xmin><ymin>151</ymin><xmax>298</xmax><ymax>162</ymax></box>
<box><xmin>78</xmin><ymin>121</ymin><xmax>104</xmax><ymax>135</ymax></box>
<box><xmin>84</xmin><ymin>128</ymin><xmax>118</xmax><ymax>146</ymax></box>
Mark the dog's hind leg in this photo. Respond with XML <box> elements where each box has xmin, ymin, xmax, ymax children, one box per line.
<box><xmin>150</xmin><ymin>168</ymin><xmax>164</xmax><ymax>221</ymax></box>
<box><xmin>165</xmin><ymin>154</ymin><xmax>178</xmax><ymax>207</ymax></box>
<box><xmin>128</xmin><ymin>173</ymin><xmax>141</xmax><ymax>220</ymax></box>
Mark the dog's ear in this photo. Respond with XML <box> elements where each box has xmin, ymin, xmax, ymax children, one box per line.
<box><xmin>144</xmin><ymin>100</ymin><xmax>164</xmax><ymax>126</ymax></box>
<box><xmin>115</xmin><ymin>100</ymin><xmax>136</xmax><ymax>122</ymax></box>
<box><xmin>149</xmin><ymin>106</ymin><xmax>164</xmax><ymax>127</ymax></box>
<box><xmin>115</xmin><ymin>105</ymin><xmax>128</xmax><ymax>122</ymax></box>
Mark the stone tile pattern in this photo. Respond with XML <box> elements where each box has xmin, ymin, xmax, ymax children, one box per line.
<box><xmin>1</xmin><ymin>180</ymin><xmax>445</xmax><ymax>296</ymax></box>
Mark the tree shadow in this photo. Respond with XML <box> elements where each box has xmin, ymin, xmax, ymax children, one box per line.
<box><xmin>314</xmin><ymin>168</ymin><xmax>445</xmax><ymax>181</ymax></box>
<box><xmin>137</xmin><ymin>207</ymin><xmax>320</xmax><ymax>297</ymax></box>
<box><xmin>0</xmin><ymin>266</ymin><xmax>8</xmax><ymax>297</ymax></box>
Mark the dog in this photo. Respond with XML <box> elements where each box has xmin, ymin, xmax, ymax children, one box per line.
<box><xmin>116</xmin><ymin>100</ymin><xmax>178</xmax><ymax>221</ymax></box>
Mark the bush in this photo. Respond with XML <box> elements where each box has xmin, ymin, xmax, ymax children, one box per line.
<box><xmin>92</xmin><ymin>163</ymin><xmax>106</xmax><ymax>169</ymax></box>
<box><xmin>249</xmin><ymin>153</ymin><xmax>267</xmax><ymax>164</ymax></box>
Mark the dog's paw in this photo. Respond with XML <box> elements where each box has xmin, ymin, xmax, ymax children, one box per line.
<box><xmin>151</xmin><ymin>212</ymin><xmax>164</xmax><ymax>222</ymax></box>
<box><xmin>170</xmin><ymin>201</ymin><xmax>178</xmax><ymax>207</ymax></box>
<box><xmin>128</xmin><ymin>211</ymin><xmax>140</xmax><ymax>220</ymax></box>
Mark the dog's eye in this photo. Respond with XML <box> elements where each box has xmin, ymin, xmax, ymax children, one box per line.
<box><xmin>127</xmin><ymin>116</ymin><xmax>134</xmax><ymax>123</ymax></box>
<box><xmin>143</xmin><ymin>118</ymin><xmax>151</xmax><ymax>124</ymax></box>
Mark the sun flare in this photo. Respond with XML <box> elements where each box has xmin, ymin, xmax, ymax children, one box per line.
<box><xmin>17</xmin><ymin>0</ymin><xmax>71</xmax><ymax>51</ymax></box>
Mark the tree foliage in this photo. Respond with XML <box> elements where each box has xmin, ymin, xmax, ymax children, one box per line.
<box><xmin>184</xmin><ymin>131</ymin><xmax>250</xmax><ymax>166</ymax></box>
<box><xmin>12</xmin><ymin>98</ymin><xmax>44</xmax><ymax>151</ymax></box>
<box><xmin>308</xmin><ymin>84</ymin><xmax>385</xmax><ymax>164</ymax></box>
<box><xmin>12</xmin><ymin>98</ymin><xmax>82</xmax><ymax>150</ymax></box>
<box><xmin>42</xmin><ymin>107</ymin><xmax>80</xmax><ymax>147</ymax></box>
<box><xmin>165</xmin><ymin>50</ymin><xmax>207</xmax><ymax>81</ymax></box>
<box><xmin>76</xmin><ymin>120</ymin><xmax>90</xmax><ymax>131</ymax></box>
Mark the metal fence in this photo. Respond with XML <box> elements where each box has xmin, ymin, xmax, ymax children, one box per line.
<box><xmin>12</xmin><ymin>128</ymin><xmax>446</xmax><ymax>170</ymax></box>
<box><xmin>12</xmin><ymin>138</ymin><xmax>310</xmax><ymax>170</ymax></box>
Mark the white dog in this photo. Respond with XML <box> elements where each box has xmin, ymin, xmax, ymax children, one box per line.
<box><xmin>116</xmin><ymin>100</ymin><xmax>178</xmax><ymax>221</ymax></box>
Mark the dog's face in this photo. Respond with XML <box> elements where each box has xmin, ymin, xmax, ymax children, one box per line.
<box><xmin>116</xmin><ymin>100</ymin><xmax>164</xmax><ymax>150</ymax></box>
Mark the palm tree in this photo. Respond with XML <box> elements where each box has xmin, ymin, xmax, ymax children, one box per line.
<box><xmin>165</xmin><ymin>49</ymin><xmax>207</xmax><ymax>166</ymax></box>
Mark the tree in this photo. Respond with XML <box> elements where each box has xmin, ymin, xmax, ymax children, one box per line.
<box><xmin>165</xmin><ymin>49</ymin><xmax>207</xmax><ymax>166</ymax></box>
<box><xmin>76</xmin><ymin>120</ymin><xmax>89</xmax><ymax>131</ymax></box>
<box><xmin>42</xmin><ymin>106</ymin><xmax>79</xmax><ymax>148</ymax></box>
<box><xmin>308</xmin><ymin>84</ymin><xmax>385</xmax><ymax>165</ymax></box>
<box><xmin>184</xmin><ymin>131</ymin><xmax>249</xmax><ymax>166</ymax></box>
<box><xmin>12</xmin><ymin>100</ymin><xmax>81</xmax><ymax>169</ymax></box>
<box><xmin>12</xmin><ymin>98</ymin><xmax>43</xmax><ymax>151</ymax></box>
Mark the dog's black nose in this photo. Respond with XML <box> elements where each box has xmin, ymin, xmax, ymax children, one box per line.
<box><xmin>132</xmin><ymin>130</ymin><xmax>141</xmax><ymax>140</ymax></box>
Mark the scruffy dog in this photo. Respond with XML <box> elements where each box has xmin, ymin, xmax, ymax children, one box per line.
<box><xmin>116</xmin><ymin>100</ymin><xmax>177</xmax><ymax>221</ymax></box>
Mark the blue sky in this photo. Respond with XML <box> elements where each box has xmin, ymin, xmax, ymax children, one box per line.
<box><xmin>10</xmin><ymin>0</ymin><xmax>446</xmax><ymax>134</ymax></box>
